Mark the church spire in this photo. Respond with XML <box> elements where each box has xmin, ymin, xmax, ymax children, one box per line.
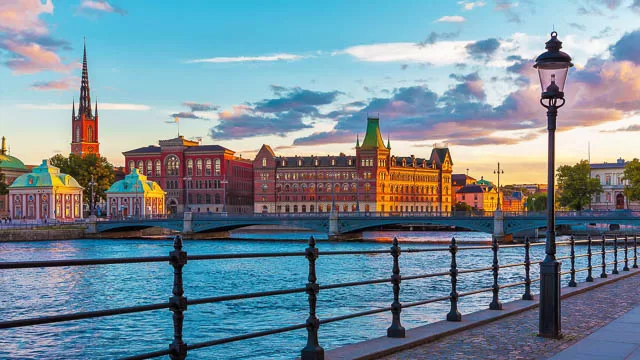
<box><xmin>356</xmin><ymin>134</ymin><xmax>360</xmax><ymax>148</ymax></box>
<box><xmin>72</xmin><ymin>97</ymin><xmax>75</xmax><ymax>119</ymax></box>
<box><xmin>79</xmin><ymin>37</ymin><xmax>92</xmax><ymax>118</ymax></box>
<box><xmin>387</xmin><ymin>135</ymin><xmax>391</xmax><ymax>149</ymax></box>
<box><xmin>95</xmin><ymin>98</ymin><xmax>98</xmax><ymax>117</ymax></box>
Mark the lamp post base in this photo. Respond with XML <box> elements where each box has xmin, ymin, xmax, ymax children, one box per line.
<box><xmin>538</xmin><ymin>258</ymin><xmax>563</xmax><ymax>339</ymax></box>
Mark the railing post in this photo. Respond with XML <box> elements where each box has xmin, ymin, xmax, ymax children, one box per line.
<box><xmin>624</xmin><ymin>235</ymin><xmax>630</xmax><ymax>271</ymax></box>
<box><xmin>613</xmin><ymin>235</ymin><xmax>619</xmax><ymax>275</ymax></box>
<box><xmin>600</xmin><ymin>234</ymin><xmax>607</xmax><ymax>278</ymax></box>
<box><xmin>169</xmin><ymin>235</ymin><xmax>188</xmax><ymax>360</ymax></box>
<box><xmin>568</xmin><ymin>235</ymin><xmax>577</xmax><ymax>287</ymax></box>
<box><xmin>522</xmin><ymin>237</ymin><xmax>533</xmax><ymax>300</ymax></box>
<box><xmin>387</xmin><ymin>237</ymin><xmax>405</xmax><ymax>338</ymax></box>
<box><xmin>586</xmin><ymin>234</ymin><xmax>594</xmax><ymax>282</ymax></box>
<box><xmin>489</xmin><ymin>235</ymin><xmax>502</xmax><ymax>310</ymax></box>
<box><xmin>301</xmin><ymin>236</ymin><xmax>324</xmax><ymax>360</ymax></box>
<box><xmin>447</xmin><ymin>237</ymin><xmax>461</xmax><ymax>321</ymax></box>
<box><xmin>634</xmin><ymin>235</ymin><xmax>638</xmax><ymax>269</ymax></box>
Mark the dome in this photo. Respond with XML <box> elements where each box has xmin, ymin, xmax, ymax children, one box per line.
<box><xmin>9</xmin><ymin>159</ymin><xmax>82</xmax><ymax>189</ymax></box>
<box><xmin>0</xmin><ymin>136</ymin><xmax>27</xmax><ymax>171</ymax></box>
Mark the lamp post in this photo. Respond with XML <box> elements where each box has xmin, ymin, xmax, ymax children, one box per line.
<box><xmin>88</xmin><ymin>175</ymin><xmax>97</xmax><ymax>217</ymax></box>
<box><xmin>534</xmin><ymin>30</ymin><xmax>573</xmax><ymax>339</ymax></box>
<box><xmin>183</xmin><ymin>176</ymin><xmax>192</xmax><ymax>213</ymax></box>
<box><xmin>133</xmin><ymin>181</ymin><xmax>140</xmax><ymax>219</ymax></box>
<box><xmin>221</xmin><ymin>177</ymin><xmax>229</xmax><ymax>213</ymax></box>
<box><xmin>494</xmin><ymin>163</ymin><xmax>504</xmax><ymax>211</ymax></box>
<box><xmin>356</xmin><ymin>173</ymin><xmax>360</xmax><ymax>213</ymax></box>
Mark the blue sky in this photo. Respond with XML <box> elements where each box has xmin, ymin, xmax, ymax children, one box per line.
<box><xmin>2</xmin><ymin>0</ymin><xmax>640</xmax><ymax>183</ymax></box>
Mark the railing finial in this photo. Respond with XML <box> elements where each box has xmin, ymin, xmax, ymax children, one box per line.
<box><xmin>387</xmin><ymin>236</ymin><xmax>405</xmax><ymax>338</ymax></box>
<box><xmin>447</xmin><ymin>237</ymin><xmax>462</xmax><ymax>321</ymax></box>
<box><xmin>301</xmin><ymin>236</ymin><xmax>324</xmax><ymax>359</ymax></box>
<box><xmin>169</xmin><ymin>235</ymin><xmax>188</xmax><ymax>360</ymax></box>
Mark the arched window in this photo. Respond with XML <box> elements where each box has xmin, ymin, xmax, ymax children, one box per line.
<box><xmin>302</xmin><ymin>205</ymin><xmax>307</xmax><ymax>213</ymax></box>
<box><xmin>196</xmin><ymin>159</ymin><xmax>203</xmax><ymax>176</ymax></box>
<box><xmin>146</xmin><ymin>161</ymin><xmax>152</xmax><ymax>176</ymax></box>
<box><xmin>165</xmin><ymin>155</ymin><xmax>180</xmax><ymax>176</ymax></box>
<box><xmin>137</xmin><ymin>161</ymin><xmax>143</xmax><ymax>171</ymax></box>
<box><xmin>293</xmin><ymin>205</ymin><xmax>298</xmax><ymax>212</ymax></box>
<box><xmin>87</xmin><ymin>126</ymin><xmax>93</xmax><ymax>142</ymax></box>
<box><xmin>205</xmin><ymin>159</ymin><xmax>212</xmax><ymax>176</ymax></box>
<box><xmin>310</xmin><ymin>205</ymin><xmax>315</xmax><ymax>212</ymax></box>
<box><xmin>187</xmin><ymin>160</ymin><xmax>193</xmax><ymax>176</ymax></box>
<box><xmin>75</xmin><ymin>126</ymin><xmax>81</xmax><ymax>142</ymax></box>
<box><xmin>155</xmin><ymin>160</ymin><xmax>161</xmax><ymax>177</ymax></box>
<box><xmin>215</xmin><ymin>159</ymin><xmax>221</xmax><ymax>175</ymax></box>
<box><xmin>128</xmin><ymin>161</ymin><xmax>135</xmax><ymax>172</ymax></box>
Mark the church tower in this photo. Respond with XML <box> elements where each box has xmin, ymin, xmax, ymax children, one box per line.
<box><xmin>71</xmin><ymin>40</ymin><xmax>100</xmax><ymax>157</ymax></box>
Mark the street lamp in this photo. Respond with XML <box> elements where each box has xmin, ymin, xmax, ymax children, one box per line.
<box><xmin>133</xmin><ymin>181</ymin><xmax>140</xmax><ymax>219</ymax></box>
<box><xmin>221</xmin><ymin>177</ymin><xmax>229</xmax><ymax>213</ymax></box>
<box><xmin>183</xmin><ymin>176</ymin><xmax>192</xmax><ymax>213</ymax></box>
<box><xmin>493</xmin><ymin>162</ymin><xmax>504</xmax><ymax>211</ymax></box>
<box><xmin>88</xmin><ymin>175</ymin><xmax>97</xmax><ymax>217</ymax></box>
<box><xmin>534</xmin><ymin>30</ymin><xmax>573</xmax><ymax>339</ymax></box>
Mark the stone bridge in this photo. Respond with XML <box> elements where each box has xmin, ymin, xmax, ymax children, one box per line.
<box><xmin>92</xmin><ymin>210</ymin><xmax>640</xmax><ymax>238</ymax></box>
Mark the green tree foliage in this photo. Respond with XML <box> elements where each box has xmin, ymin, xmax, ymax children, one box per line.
<box><xmin>454</xmin><ymin>201</ymin><xmax>473</xmax><ymax>212</ymax></box>
<box><xmin>623</xmin><ymin>158</ymin><xmax>640</xmax><ymax>202</ymax></box>
<box><xmin>0</xmin><ymin>173</ymin><xmax>8</xmax><ymax>195</ymax></box>
<box><xmin>556</xmin><ymin>160</ymin><xmax>603</xmax><ymax>211</ymax></box>
<box><xmin>527</xmin><ymin>193</ymin><xmax>547</xmax><ymax>212</ymax></box>
<box><xmin>49</xmin><ymin>154</ymin><xmax>115</xmax><ymax>205</ymax></box>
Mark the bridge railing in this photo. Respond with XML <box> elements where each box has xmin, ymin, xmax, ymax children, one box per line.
<box><xmin>1</xmin><ymin>234</ymin><xmax>637</xmax><ymax>359</ymax></box>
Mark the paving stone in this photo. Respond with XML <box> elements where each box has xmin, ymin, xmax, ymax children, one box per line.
<box><xmin>378</xmin><ymin>273</ymin><xmax>640</xmax><ymax>360</ymax></box>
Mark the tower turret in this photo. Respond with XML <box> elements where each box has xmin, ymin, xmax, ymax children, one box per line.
<box><xmin>70</xmin><ymin>39</ymin><xmax>100</xmax><ymax>157</ymax></box>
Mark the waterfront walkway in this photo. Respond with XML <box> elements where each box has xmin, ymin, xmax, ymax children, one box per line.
<box><xmin>377</xmin><ymin>271</ymin><xmax>640</xmax><ymax>360</ymax></box>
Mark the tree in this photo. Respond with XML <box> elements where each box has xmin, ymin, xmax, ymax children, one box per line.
<box><xmin>556</xmin><ymin>160</ymin><xmax>603</xmax><ymax>211</ymax></box>
<box><xmin>527</xmin><ymin>193</ymin><xmax>547</xmax><ymax>212</ymax></box>
<box><xmin>454</xmin><ymin>201</ymin><xmax>473</xmax><ymax>212</ymax></box>
<box><xmin>49</xmin><ymin>154</ymin><xmax>115</xmax><ymax>205</ymax></box>
<box><xmin>623</xmin><ymin>158</ymin><xmax>640</xmax><ymax>202</ymax></box>
<box><xmin>0</xmin><ymin>173</ymin><xmax>8</xmax><ymax>195</ymax></box>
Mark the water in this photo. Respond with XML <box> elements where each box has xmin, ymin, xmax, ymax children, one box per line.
<box><xmin>0</xmin><ymin>231</ymin><xmax>621</xmax><ymax>359</ymax></box>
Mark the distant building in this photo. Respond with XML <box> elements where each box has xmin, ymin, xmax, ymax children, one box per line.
<box><xmin>0</xmin><ymin>136</ymin><xmax>29</xmax><ymax>217</ymax></box>
<box><xmin>590</xmin><ymin>158</ymin><xmax>640</xmax><ymax>210</ymax></box>
<box><xmin>510</xmin><ymin>183</ymin><xmax>547</xmax><ymax>194</ymax></box>
<box><xmin>451</xmin><ymin>174</ymin><xmax>477</xmax><ymax>208</ymax></box>
<box><xmin>253</xmin><ymin>116</ymin><xmax>453</xmax><ymax>214</ymax></box>
<box><xmin>502</xmin><ymin>191</ymin><xmax>525</xmax><ymax>212</ymax></box>
<box><xmin>8</xmin><ymin>160</ymin><xmax>84</xmax><ymax>221</ymax></box>
<box><xmin>106</xmin><ymin>169</ymin><xmax>165</xmax><ymax>218</ymax></box>
<box><xmin>456</xmin><ymin>184</ymin><xmax>499</xmax><ymax>211</ymax></box>
<box><xmin>70</xmin><ymin>41</ymin><xmax>100</xmax><ymax>157</ymax></box>
<box><xmin>122</xmin><ymin>136</ymin><xmax>253</xmax><ymax>214</ymax></box>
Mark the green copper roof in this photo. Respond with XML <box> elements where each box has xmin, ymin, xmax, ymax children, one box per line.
<box><xmin>476</xmin><ymin>177</ymin><xmax>494</xmax><ymax>187</ymax></box>
<box><xmin>106</xmin><ymin>168</ymin><xmax>165</xmax><ymax>195</ymax></box>
<box><xmin>0</xmin><ymin>136</ymin><xmax>27</xmax><ymax>171</ymax></box>
<box><xmin>361</xmin><ymin>117</ymin><xmax>386</xmax><ymax>149</ymax></box>
<box><xmin>9</xmin><ymin>160</ymin><xmax>82</xmax><ymax>189</ymax></box>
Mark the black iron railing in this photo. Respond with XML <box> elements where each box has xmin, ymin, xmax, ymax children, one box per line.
<box><xmin>1</xmin><ymin>233</ymin><xmax>637</xmax><ymax>359</ymax></box>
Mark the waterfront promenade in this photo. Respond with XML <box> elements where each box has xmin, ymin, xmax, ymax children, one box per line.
<box><xmin>377</xmin><ymin>270</ymin><xmax>640</xmax><ymax>360</ymax></box>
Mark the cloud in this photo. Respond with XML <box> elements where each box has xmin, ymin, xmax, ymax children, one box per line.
<box><xmin>458</xmin><ymin>1</ymin><xmax>486</xmax><ymax>10</ymax></box>
<box><xmin>436</xmin><ymin>15</ymin><xmax>466</xmax><ymax>23</ymax></box>
<box><xmin>2</xmin><ymin>39</ymin><xmax>79</xmax><ymax>74</ymax></box>
<box><xmin>610</xmin><ymin>30</ymin><xmax>640</xmax><ymax>64</ymax></box>
<box><xmin>417</xmin><ymin>31</ymin><xmax>460</xmax><ymax>47</ymax></box>
<box><xmin>170</xmin><ymin>112</ymin><xmax>202</xmax><ymax>120</ymax></box>
<box><xmin>494</xmin><ymin>0</ymin><xmax>521</xmax><ymax>23</ymax></box>
<box><xmin>568</xmin><ymin>22</ymin><xmax>587</xmax><ymax>31</ymax></box>
<box><xmin>601</xmin><ymin>124</ymin><xmax>640</xmax><ymax>133</ymax></box>
<box><xmin>632</xmin><ymin>0</ymin><xmax>640</xmax><ymax>13</ymax></box>
<box><xmin>208</xmin><ymin>86</ymin><xmax>341</xmax><ymax>140</ymax></box>
<box><xmin>79</xmin><ymin>0</ymin><xmax>126</xmax><ymax>15</ymax></box>
<box><xmin>17</xmin><ymin>103</ymin><xmax>151</xmax><ymax>110</ymax></box>
<box><xmin>595</xmin><ymin>0</ymin><xmax>623</xmax><ymax>10</ymax></box>
<box><xmin>577</xmin><ymin>5</ymin><xmax>604</xmax><ymax>15</ymax></box>
<box><xmin>341</xmin><ymin>41</ymin><xmax>471</xmax><ymax>66</ymax></box>
<box><xmin>185</xmin><ymin>53</ymin><xmax>307</xmax><ymax>64</ymax></box>
<box><xmin>465</xmin><ymin>38</ymin><xmax>500</xmax><ymax>61</ymax></box>
<box><xmin>182</xmin><ymin>102</ymin><xmax>219</xmax><ymax>112</ymax></box>
<box><xmin>30</xmin><ymin>77</ymin><xmax>78</xmax><ymax>91</ymax></box>
<box><xmin>0</xmin><ymin>0</ymin><xmax>53</xmax><ymax>35</ymax></box>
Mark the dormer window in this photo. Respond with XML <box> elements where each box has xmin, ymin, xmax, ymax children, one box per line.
<box><xmin>298</xmin><ymin>159</ymin><xmax>302</xmax><ymax>166</ymax></box>
<box><xmin>314</xmin><ymin>159</ymin><xmax>319</xmax><ymax>166</ymax></box>
<box><xmin>331</xmin><ymin>159</ymin><xmax>335</xmax><ymax>166</ymax></box>
<box><xmin>262</xmin><ymin>158</ymin><xmax>267</xmax><ymax>167</ymax></box>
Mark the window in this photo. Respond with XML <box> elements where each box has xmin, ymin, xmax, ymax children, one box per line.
<box><xmin>205</xmin><ymin>159</ymin><xmax>212</xmax><ymax>176</ymax></box>
<box><xmin>215</xmin><ymin>159</ymin><xmax>221</xmax><ymax>175</ymax></box>
<box><xmin>146</xmin><ymin>161</ymin><xmax>152</xmax><ymax>176</ymax></box>
<box><xmin>262</xmin><ymin>158</ymin><xmax>267</xmax><ymax>167</ymax></box>
<box><xmin>87</xmin><ymin>126</ymin><xmax>93</xmax><ymax>142</ymax></box>
<box><xmin>137</xmin><ymin>161</ymin><xmax>144</xmax><ymax>171</ymax></box>
<box><xmin>128</xmin><ymin>160</ymin><xmax>135</xmax><ymax>172</ymax></box>
<box><xmin>606</xmin><ymin>175</ymin><xmax>611</xmax><ymax>185</ymax></box>
<box><xmin>155</xmin><ymin>160</ymin><xmax>161</xmax><ymax>176</ymax></box>
<box><xmin>187</xmin><ymin>159</ymin><xmax>193</xmax><ymax>176</ymax></box>
<box><xmin>196</xmin><ymin>159</ymin><xmax>203</xmax><ymax>176</ymax></box>
<box><xmin>166</xmin><ymin>155</ymin><xmax>180</xmax><ymax>176</ymax></box>
<box><xmin>215</xmin><ymin>194</ymin><xmax>221</xmax><ymax>204</ymax></box>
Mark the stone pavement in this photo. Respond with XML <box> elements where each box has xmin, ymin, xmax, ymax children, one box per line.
<box><xmin>379</xmin><ymin>272</ymin><xmax>640</xmax><ymax>360</ymax></box>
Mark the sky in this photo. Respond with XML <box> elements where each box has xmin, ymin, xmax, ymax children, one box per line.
<box><xmin>1</xmin><ymin>0</ymin><xmax>640</xmax><ymax>184</ymax></box>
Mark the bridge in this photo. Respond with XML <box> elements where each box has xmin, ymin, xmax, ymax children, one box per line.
<box><xmin>91</xmin><ymin>210</ymin><xmax>640</xmax><ymax>239</ymax></box>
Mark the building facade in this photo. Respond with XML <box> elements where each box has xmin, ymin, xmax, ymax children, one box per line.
<box><xmin>590</xmin><ymin>158</ymin><xmax>640</xmax><ymax>210</ymax></box>
<box><xmin>71</xmin><ymin>41</ymin><xmax>100</xmax><ymax>157</ymax></box>
<box><xmin>253</xmin><ymin>117</ymin><xmax>453</xmax><ymax>214</ymax></box>
<box><xmin>8</xmin><ymin>160</ymin><xmax>84</xmax><ymax>221</ymax></box>
<box><xmin>123</xmin><ymin>136</ymin><xmax>253</xmax><ymax>214</ymax></box>
<box><xmin>0</xmin><ymin>136</ymin><xmax>29</xmax><ymax>218</ymax></box>
<box><xmin>451</xmin><ymin>174</ymin><xmax>477</xmax><ymax>208</ymax></box>
<box><xmin>106</xmin><ymin>168</ymin><xmax>165</xmax><ymax>218</ymax></box>
<box><xmin>455</xmin><ymin>184</ymin><xmax>499</xmax><ymax>212</ymax></box>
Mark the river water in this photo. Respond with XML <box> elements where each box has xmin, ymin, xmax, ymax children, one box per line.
<box><xmin>0</xmin><ymin>231</ymin><xmax>615</xmax><ymax>359</ymax></box>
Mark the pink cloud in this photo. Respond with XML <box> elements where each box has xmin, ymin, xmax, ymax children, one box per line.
<box><xmin>30</xmin><ymin>76</ymin><xmax>78</xmax><ymax>91</ymax></box>
<box><xmin>79</xmin><ymin>0</ymin><xmax>126</xmax><ymax>15</ymax></box>
<box><xmin>0</xmin><ymin>0</ymin><xmax>53</xmax><ymax>35</ymax></box>
<box><xmin>3</xmin><ymin>39</ymin><xmax>80</xmax><ymax>74</ymax></box>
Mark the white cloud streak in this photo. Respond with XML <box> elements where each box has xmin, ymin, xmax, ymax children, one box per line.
<box><xmin>185</xmin><ymin>53</ymin><xmax>307</xmax><ymax>64</ymax></box>
<box><xmin>436</xmin><ymin>15</ymin><xmax>466</xmax><ymax>22</ymax></box>
<box><xmin>17</xmin><ymin>103</ymin><xmax>151</xmax><ymax>110</ymax></box>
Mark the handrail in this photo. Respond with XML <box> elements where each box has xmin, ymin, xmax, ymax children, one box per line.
<box><xmin>2</xmin><ymin>232</ymin><xmax>636</xmax><ymax>360</ymax></box>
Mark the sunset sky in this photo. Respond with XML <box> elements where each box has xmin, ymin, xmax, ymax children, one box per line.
<box><xmin>2</xmin><ymin>0</ymin><xmax>640</xmax><ymax>183</ymax></box>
